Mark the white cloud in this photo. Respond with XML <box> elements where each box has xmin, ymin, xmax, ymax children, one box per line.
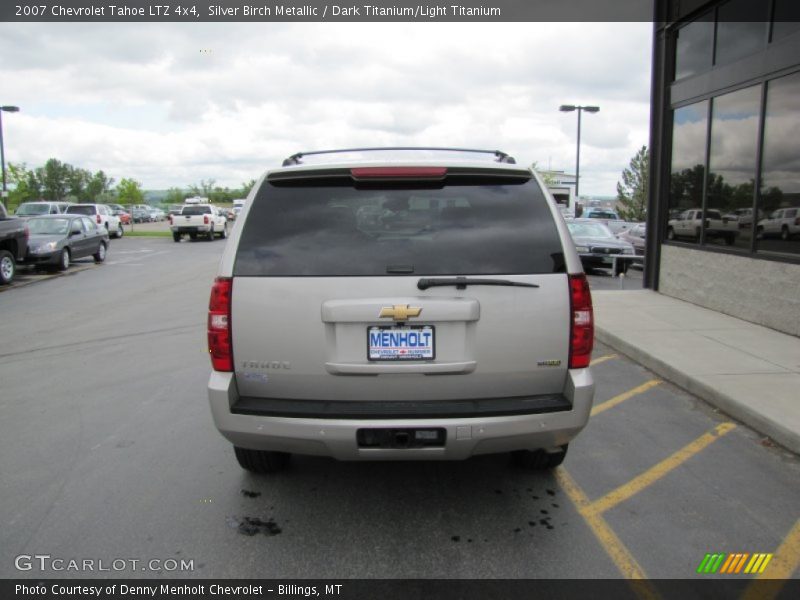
<box><xmin>0</xmin><ymin>22</ymin><xmax>652</xmax><ymax>195</ymax></box>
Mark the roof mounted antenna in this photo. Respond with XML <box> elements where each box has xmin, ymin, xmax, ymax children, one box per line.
<box><xmin>281</xmin><ymin>147</ymin><xmax>516</xmax><ymax>166</ymax></box>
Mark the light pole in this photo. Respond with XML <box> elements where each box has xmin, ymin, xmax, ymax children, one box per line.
<box><xmin>0</xmin><ymin>105</ymin><xmax>20</xmax><ymax>209</ymax></box>
<box><xmin>559</xmin><ymin>104</ymin><xmax>599</xmax><ymax>200</ymax></box>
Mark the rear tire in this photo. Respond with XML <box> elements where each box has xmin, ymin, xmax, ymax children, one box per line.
<box><xmin>511</xmin><ymin>445</ymin><xmax>568</xmax><ymax>470</ymax></box>
<box><xmin>172</xmin><ymin>232</ymin><xmax>181</xmax><ymax>242</ymax></box>
<box><xmin>234</xmin><ymin>446</ymin><xmax>290</xmax><ymax>474</ymax></box>
<box><xmin>781</xmin><ymin>226</ymin><xmax>790</xmax><ymax>241</ymax></box>
<box><xmin>0</xmin><ymin>250</ymin><xmax>16</xmax><ymax>284</ymax></box>
<box><xmin>57</xmin><ymin>248</ymin><xmax>71</xmax><ymax>272</ymax></box>
<box><xmin>207</xmin><ymin>226</ymin><xmax>215</xmax><ymax>241</ymax></box>
<box><xmin>93</xmin><ymin>242</ymin><xmax>107</xmax><ymax>263</ymax></box>
<box><xmin>115</xmin><ymin>224</ymin><xmax>124</xmax><ymax>239</ymax></box>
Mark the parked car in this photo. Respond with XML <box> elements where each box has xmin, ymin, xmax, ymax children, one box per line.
<box><xmin>232</xmin><ymin>199</ymin><xmax>247</xmax><ymax>220</ymax></box>
<box><xmin>667</xmin><ymin>208</ymin><xmax>738</xmax><ymax>245</ymax></box>
<box><xmin>566</xmin><ymin>218</ymin><xmax>635</xmax><ymax>275</ymax></box>
<box><xmin>107</xmin><ymin>203</ymin><xmax>131</xmax><ymax>225</ymax></box>
<box><xmin>207</xmin><ymin>147</ymin><xmax>595</xmax><ymax>474</ymax></box>
<box><xmin>724</xmin><ymin>207</ymin><xmax>764</xmax><ymax>230</ymax></box>
<box><xmin>168</xmin><ymin>204</ymin><xmax>184</xmax><ymax>217</ymax></box>
<box><xmin>14</xmin><ymin>201</ymin><xmax>71</xmax><ymax>217</ymax></box>
<box><xmin>0</xmin><ymin>203</ymin><xmax>29</xmax><ymax>284</ymax></box>
<box><xmin>583</xmin><ymin>208</ymin><xmax>631</xmax><ymax>234</ymax></box>
<box><xmin>147</xmin><ymin>207</ymin><xmax>166</xmax><ymax>221</ymax></box>
<box><xmin>170</xmin><ymin>204</ymin><xmax>228</xmax><ymax>241</ymax></box>
<box><xmin>130</xmin><ymin>207</ymin><xmax>150</xmax><ymax>223</ymax></box>
<box><xmin>23</xmin><ymin>214</ymin><xmax>109</xmax><ymax>271</ymax></box>
<box><xmin>757</xmin><ymin>207</ymin><xmax>800</xmax><ymax>241</ymax></box>
<box><xmin>65</xmin><ymin>204</ymin><xmax>123</xmax><ymax>239</ymax></box>
<box><xmin>616</xmin><ymin>222</ymin><xmax>647</xmax><ymax>255</ymax></box>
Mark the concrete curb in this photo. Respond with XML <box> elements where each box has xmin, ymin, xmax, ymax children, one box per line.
<box><xmin>595</xmin><ymin>326</ymin><xmax>800</xmax><ymax>455</ymax></box>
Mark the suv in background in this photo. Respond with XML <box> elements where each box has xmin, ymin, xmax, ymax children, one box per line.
<box><xmin>65</xmin><ymin>204</ymin><xmax>123</xmax><ymax>239</ymax></box>
<box><xmin>15</xmin><ymin>201</ymin><xmax>71</xmax><ymax>216</ymax></box>
<box><xmin>207</xmin><ymin>147</ymin><xmax>595</xmax><ymax>474</ymax></box>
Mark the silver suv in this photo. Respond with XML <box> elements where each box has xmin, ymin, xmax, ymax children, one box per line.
<box><xmin>208</xmin><ymin>147</ymin><xmax>595</xmax><ymax>473</ymax></box>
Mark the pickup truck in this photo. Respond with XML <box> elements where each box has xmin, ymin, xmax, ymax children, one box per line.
<box><xmin>170</xmin><ymin>204</ymin><xmax>228</xmax><ymax>242</ymax></box>
<box><xmin>0</xmin><ymin>203</ymin><xmax>29</xmax><ymax>284</ymax></box>
<box><xmin>667</xmin><ymin>208</ymin><xmax>739</xmax><ymax>245</ymax></box>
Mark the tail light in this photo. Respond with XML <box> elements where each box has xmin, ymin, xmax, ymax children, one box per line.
<box><xmin>568</xmin><ymin>273</ymin><xmax>594</xmax><ymax>369</ymax></box>
<box><xmin>96</xmin><ymin>214</ymin><xmax>102</xmax><ymax>224</ymax></box>
<box><xmin>208</xmin><ymin>277</ymin><xmax>233</xmax><ymax>372</ymax></box>
<box><xmin>204</xmin><ymin>215</ymin><xmax>209</xmax><ymax>225</ymax></box>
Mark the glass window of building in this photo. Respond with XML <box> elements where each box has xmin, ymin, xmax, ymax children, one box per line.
<box><xmin>715</xmin><ymin>0</ymin><xmax>768</xmax><ymax>66</ymax></box>
<box><xmin>771</xmin><ymin>0</ymin><xmax>800</xmax><ymax>42</ymax></box>
<box><xmin>668</xmin><ymin>101</ymin><xmax>708</xmax><ymax>244</ymax></box>
<box><xmin>674</xmin><ymin>18</ymin><xmax>713</xmax><ymax>81</ymax></box>
<box><xmin>758</xmin><ymin>71</ymin><xmax>800</xmax><ymax>255</ymax></box>
<box><xmin>706</xmin><ymin>85</ymin><xmax>760</xmax><ymax>249</ymax></box>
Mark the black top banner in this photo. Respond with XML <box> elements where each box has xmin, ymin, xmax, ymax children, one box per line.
<box><xmin>2</xmin><ymin>0</ymin><xmax>654</xmax><ymax>22</ymax></box>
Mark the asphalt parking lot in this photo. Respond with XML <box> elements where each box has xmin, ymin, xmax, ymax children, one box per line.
<box><xmin>0</xmin><ymin>237</ymin><xmax>797</xmax><ymax>588</ymax></box>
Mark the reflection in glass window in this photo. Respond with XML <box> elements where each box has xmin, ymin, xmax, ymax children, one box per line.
<box><xmin>771</xmin><ymin>0</ymin><xmax>800</xmax><ymax>42</ymax></box>
<box><xmin>674</xmin><ymin>18</ymin><xmax>713</xmax><ymax>81</ymax></box>
<box><xmin>715</xmin><ymin>0</ymin><xmax>768</xmax><ymax>66</ymax></box>
<box><xmin>758</xmin><ymin>72</ymin><xmax>800</xmax><ymax>255</ymax></box>
<box><xmin>668</xmin><ymin>101</ymin><xmax>708</xmax><ymax>244</ymax></box>
<box><xmin>706</xmin><ymin>85</ymin><xmax>760</xmax><ymax>249</ymax></box>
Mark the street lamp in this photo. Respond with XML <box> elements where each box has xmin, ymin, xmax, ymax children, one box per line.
<box><xmin>0</xmin><ymin>105</ymin><xmax>21</xmax><ymax>209</ymax></box>
<box><xmin>559</xmin><ymin>104</ymin><xmax>599</xmax><ymax>200</ymax></box>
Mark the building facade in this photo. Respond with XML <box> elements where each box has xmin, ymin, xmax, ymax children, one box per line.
<box><xmin>647</xmin><ymin>0</ymin><xmax>800</xmax><ymax>336</ymax></box>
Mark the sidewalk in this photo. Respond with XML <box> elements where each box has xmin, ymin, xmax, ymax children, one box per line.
<box><xmin>592</xmin><ymin>289</ymin><xmax>800</xmax><ymax>455</ymax></box>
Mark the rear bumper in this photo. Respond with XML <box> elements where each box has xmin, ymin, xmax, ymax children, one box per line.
<box><xmin>172</xmin><ymin>226</ymin><xmax>210</xmax><ymax>233</ymax></box>
<box><xmin>207</xmin><ymin>369</ymin><xmax>594</xmax><ymax>461</ymax></box>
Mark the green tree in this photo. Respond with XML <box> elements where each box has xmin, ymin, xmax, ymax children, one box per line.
<box><xmin>164</xmin><ymin>187</ymin><xmax>186</xmax><ymax>204</ymax></box>
<box><xmin>116</xmin><ymin>177</ymin><xmax>144</xmax><ymax>206</ymax></box>
<box><xmin>65</xmin><ymin>166</ymin><xmax>93</xmax><ymax>202</ymax></box>
<box><xmin>189</xmin><ymin>179</ymin><xmax>216</xmax><ymax>198</ymax></box>
<box><xmin>86</xmin><ymin>170</ymin><xmax>115</xmax><ymax>202</ymax></box>
<box><xmin>6</xmin><ymin>163</ymin><xmax>37</xmax><ymax>210</ymax></box>
<box><xmin>616</xmin><ymin>146</ymin><xmax>649</xmax><ymax>222</ymax></box>
<box><xmin>36</xmin><ymin>158</ymin><xmax>70</xmax><ymax>201</ymax></box>
<box><xmin>239</xmin><ymin>179</ymin><xmax>256</xmax><ymax>197</ymax></box>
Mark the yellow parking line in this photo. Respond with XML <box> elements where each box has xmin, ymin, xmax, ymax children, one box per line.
<box><xmin>589</xmin><ymin>422</ymin><xmax>736</xmax><ymax>515</ymax></box>
<box><xmin>555</xmin><ymin>469</ymin><xmax>660</xmax><ymax>600</ymax></box>
<box><xmin>591</xmin><ymin>379</ymin><xmax>661</xmax><ymax>417</ymax></box>
<box><xmin>591</xmin><ymin>353</ymin><xmax>618</xmax><ymax>366</ymax></box>
<box><xmin>741</xmin><ymin>519</ymin><xmax>800</xmax><ymax>600</ymax></box>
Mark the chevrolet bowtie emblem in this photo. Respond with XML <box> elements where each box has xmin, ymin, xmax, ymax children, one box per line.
<box><xmin>379</xmin><ymin>305</ymin><xmax>422</xmax><ymax>321</ymax></box>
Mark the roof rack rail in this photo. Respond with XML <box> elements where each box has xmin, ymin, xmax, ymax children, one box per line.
<box><xmin>281</xmin><ymin>147</ymin><xmax>516</xmax><ymax>167</ymax></box>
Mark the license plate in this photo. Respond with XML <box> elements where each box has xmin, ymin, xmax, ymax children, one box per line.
<box><xmin>368</xmin><ymin>326</ymin><xmax>435</xmax><ymax>361</ymax></box>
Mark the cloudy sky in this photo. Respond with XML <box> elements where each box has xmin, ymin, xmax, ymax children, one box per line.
<box><xmin>0</xmin><ymin>22</ymin><xmax>652</xmax><ymax>196</ymax></box>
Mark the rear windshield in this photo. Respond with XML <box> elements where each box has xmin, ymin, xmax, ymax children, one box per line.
<box><xmin>16</xmin><ymin>204</ymin><xmax>50</xmax><ymax>215</ymax></box>
<box><xmin>182</xmin><ymin>206</ymin><xmax>212</xmax><ymax>215</ymax></box>
<box><xmin>66</xmin><ymin>206</ymin><xmax>94</xmax><ymax>216</ymax></box>
<box><xmin>234</xmin><ymin>173</ymin><xmax>565</xmax><ymax>276</ymax></box>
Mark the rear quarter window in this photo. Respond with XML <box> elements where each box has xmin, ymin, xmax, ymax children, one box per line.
<box><xmin>66</xmin><ymin>206</ymin><xmax>95</xmax><ymax>216</ymax></box>
<box><xmin>234</xmin><ymin>172</ymin><xmax>565</xmax><ymax>276</ymax></box>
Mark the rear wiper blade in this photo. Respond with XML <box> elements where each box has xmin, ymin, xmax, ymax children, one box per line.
<box><xmin>417</xmin><ymin>277</ymin><xmax>539</xmax><ymax>290</ymax></box>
